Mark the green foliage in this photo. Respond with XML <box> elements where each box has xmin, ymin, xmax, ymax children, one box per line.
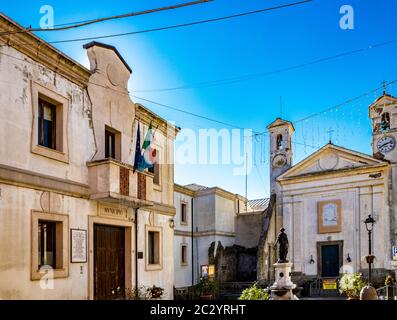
<box><xmin>195</xmin><ymin>278</ymin><xmax>218</xmax><ymax>296</ymax></box>
<box><xmin>239</xmin><ymin>285</ymin><xmax>270</xmax><ymax>300</ymax></box>
<box><xmin>339</xmin><ymin>273</ymin><xmax>366</xmax><ymax>298</ymax></box>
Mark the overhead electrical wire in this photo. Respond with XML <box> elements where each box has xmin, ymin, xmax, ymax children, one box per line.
<box><xmin>248</xmin><ymin>79</ymin><xmax>397</xmax><ymax>139</ymax></box>
<box><xmin>0</xmin><ymin>47</ymin><xmax>394</xmax><ymax>146</ymax></box>
<box><xmin>131</xmin><ymin>37</ymin><xmax>397</xmax><ymax>93</ymax></box>
<box><xmin>0</xmin><ymin>0</ymin><xmax>213</xmax><ymax>36</ymax></box>
<box><xmin>0</xmin><ymin>0</ymin><xmax>312</xmax><ymax>46</ymax></box>
<box><xmin>47</xmin><ymin>0</ymin><xmax>312</xmax><ymax>44</ymax></box>
<box><xmin>130</xmin><ymin>94</ymin><xmax>255</xmax><ymax>132</ymax></box>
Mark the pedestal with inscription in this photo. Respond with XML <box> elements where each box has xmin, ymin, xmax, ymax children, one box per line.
<box><xmin>269</xmin><ymin>262</ymin><xmax>299</xmax><ymax>300</ymax></box>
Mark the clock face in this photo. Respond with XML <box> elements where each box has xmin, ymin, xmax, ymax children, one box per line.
<box><xmin>272</xmin><ymin>154</ymin><xmax>287</xmax><ymax>168</ymax></box>
<box><xmin>377</xmin><ymin>136</ymin><xmax>396</xmax><ymax>154</ymax></box>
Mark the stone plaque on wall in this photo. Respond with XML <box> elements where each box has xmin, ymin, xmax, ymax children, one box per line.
<box><xmin>98</xmin><ymin>204</ymin><xmax>129</xmax><ymax>220</ymax></box>
<box><xmin>71</xmin><ymin>229</ymin><xmax>87</xmax><ymax>263</ymax></box>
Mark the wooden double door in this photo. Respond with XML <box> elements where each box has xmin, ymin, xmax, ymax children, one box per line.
<box><xmin>94</xmin><ymin>224</ymin><xmax>125</xmax><ymax>300</ymax></box>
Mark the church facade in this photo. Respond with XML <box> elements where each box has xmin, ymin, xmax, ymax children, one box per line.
<box><xmin>258</xmin><ymin>94</ymin><xmax>397</xmax><ymax>285</ymax></box>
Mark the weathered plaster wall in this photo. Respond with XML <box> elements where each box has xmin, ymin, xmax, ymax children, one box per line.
<box><xmin>137</xmin><ymin>209</ymin><xmax>175</xmax><ymax>299</ymax></box>
<box><xmin>214</xmin><ymin>194</ymin><xmax>236</xmax><ymax>234</ymax></box>
<box><xmin>194</xmin><ymin>194</ymin><xmax>215</xmax><ymax>232</ymax></box>
<box><xmin>173</xmin><ymin>191</ymin><xmax>193</xmax><ymax>288</ymax></box>
<box><xmin>235</xmin><ymin>212</ymin><xmax>263</xmax><ymax>248</ymax></box>
<box><xmin>0</xmin><ymin>184</ymin><xmax>93</xmax><ymax>299</ymax></box>
<box><xmin>174</xmin><ymin>236</ymin><xmax>193</xmax><ymax>288</ymax></box>
<box><xmin>0</xmin><ymin>45</ymin><xmax>95</xmax><ymax>184</ymax></box>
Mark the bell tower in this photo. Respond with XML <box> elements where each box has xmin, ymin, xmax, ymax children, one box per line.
<box><xmin>369</xmin><ymin>92</ymin><xmax>397</xmax><ymax>162</ymax></box>
<box><xmin>370</xmin><ymin>92</ymin><xmax>397</xmax><ymax>253</ymax></box>
<box><xmin>267</xmin><ymin>118</ymin><xmax>294</xmax><ymax>194</ymax></box>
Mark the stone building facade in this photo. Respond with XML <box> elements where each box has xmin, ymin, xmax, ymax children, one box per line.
<box><xmin>0</xmin><ymin>13</ymin><xmax>178</xmax><ymax>299</ymax></box>
<box><xmin>258</xmin><ymin>94</ymin><xmax>397</xmax><ymax>286</ymax></box>
<box><xmin>173</xmin><ymin>184</ymin><xmax>268</xmax><ymax>288</ymax></box>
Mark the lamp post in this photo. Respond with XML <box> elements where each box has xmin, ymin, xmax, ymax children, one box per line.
<box><xmin>360</xmin><ymin>214</ymin><xmax>378</xmax><ymax>300</ymax></box>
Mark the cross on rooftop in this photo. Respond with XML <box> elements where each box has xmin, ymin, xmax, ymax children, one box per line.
<box><xmin>326</xmin><ymin>127</ymin><xmax>335</xmax><ymax>144</ymax></box>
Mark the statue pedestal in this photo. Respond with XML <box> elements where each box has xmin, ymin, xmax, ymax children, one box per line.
<box><xmin>269</xmin><ymin>262</ymin><xmax>299</xmax><ymax>300</ymax></box>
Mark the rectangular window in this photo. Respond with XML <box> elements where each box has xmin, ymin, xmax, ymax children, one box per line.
<box><xmin>181</xmin><ymin>245</ymin><xmax>187</xmax><ymax>265</ymax></box>
<box><xmin>38</xmin><ymin>220</ymin><xmax>56</xmax><ymax>268</ymax></box>
<box><xmin>181</xmin><ymin>203</ymin><xmax>187</xmax><ymax>224</ymax></box>
<box><xmin>38</xmin><ymin>99</ymin><xmax>56</xmax><ymax>149</ymax></box>
<box><xmin>31</xmin><ymin>211</ymin><xmax>69</xmax><ymax>280</ymax></box>
<box><xmin>148</xmin><ymin>231</ymin><xmax>160</xmax><ymax>265</ymax></box>
<box><xmin>105</xmin><ymin>129</ymin><xmax>116</xmax><ymax>159</ymax></box>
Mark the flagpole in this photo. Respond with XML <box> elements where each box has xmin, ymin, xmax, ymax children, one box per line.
<box><xmin>245</xmin><ymin>152</ymin><xmax>248</xmax><ymax>211</ymax></box>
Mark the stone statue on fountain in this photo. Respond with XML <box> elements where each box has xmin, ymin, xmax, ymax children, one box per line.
<box><xmin>270</xmin><ymin>228</ymin><xmax>299</xmax><ymax>300</ymax></box>
<box><xmin>274</xmin><ymin>228</ymin><xmax>289</xmax><ymax>263</ymax></box>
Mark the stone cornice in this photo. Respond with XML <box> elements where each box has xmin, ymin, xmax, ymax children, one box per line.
<box><xmin>135</xmin><ymin>103</ymin><xmax>180</xmax><ymax>138</ymax></box>
<box><xmin>174</xmin><ymin>230</ymin><xmax>193</xmax><ymax>237</ymax></box>
<box><xmin>174</xmin><ymin>229</ymin><xmax>235</xmax><ymax>238</ymax></box>
<box><xmin>0</xmin><ymin>13</ymin><xmax>91</xmax><ymax>87</ymax></box>
<box><xmin>174</xmin><ymin>184</ymin><xmax>195</xmax><ymax>196</ymax></box>
<box><xmin>174</xmin><ymin>183</ymin><xmax>247</xmax><ymax>202</ymax></box>
<box><xmin>148</xmin><ymin>202</ymin><xmax>176</xmax><ymax>216</ymax></box>
<box><xmin>195</xmin><ymin>187</ymin><xmax>241</xmax><ymax>202</ymax></box>
<box><xmin>0</xmin><ymin>163</ymin><xmax>89</xmax><ymax>198</ymax></box>
<box><xmin>278</xmin><ymin>163</ymin><xmax>389</xmax><ymax>185</ymax></box>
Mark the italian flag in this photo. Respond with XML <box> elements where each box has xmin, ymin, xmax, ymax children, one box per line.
<box><xmin>141</xmin><ymin>124</ymin><xmax>157</xmax><ymax>169</ymax></box>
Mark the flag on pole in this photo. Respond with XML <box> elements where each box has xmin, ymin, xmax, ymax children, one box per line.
<box><xmin>133</xmin><ymin>122</ymin><xmax>142</xmax><ymax>172</ymax></box>
<box><xmin>133</xmin><ymin>122</ymin><xmax>156</xmax><ymax>172</ymax></box>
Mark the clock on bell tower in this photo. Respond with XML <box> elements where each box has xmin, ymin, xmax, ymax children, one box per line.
<box><xmin>369</xmin><ymin>93</ymin><xmax>397</xmax><ymax>163</ymax></box>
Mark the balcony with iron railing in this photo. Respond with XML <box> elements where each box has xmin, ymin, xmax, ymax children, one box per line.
<box><xmin>87</xmin><ymin>158</ymin><xmax>153</xmax><ymax>208</ymax></box>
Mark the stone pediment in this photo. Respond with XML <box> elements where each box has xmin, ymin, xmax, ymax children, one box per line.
<box><xmin>369</xmin><ymin>94</ymin><xmax>397</xmax><ymax>118</ymax></box>
<box><xmin>278</xmin><ymin>143</ymin><xmax>387</xmax><ymax>180</ymax></box>
<box><xmin>267</xmin><ymin>118</ymin><xmax>295</xmax><ymax>132</ymax></box>
<box><xmin>369</xmin><ymin>94</ymin><xmax>397</xmax><ymax>109</ymax></box>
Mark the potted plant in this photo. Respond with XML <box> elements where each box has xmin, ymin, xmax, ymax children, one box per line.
<box><xmin>125</xmin><ymin>285</ymin><xmax>164</xmax><ymax>300</ymax></box>
<box><xmin>125</xmin><ymin>286</ymin><xmax>152</xmax><ymax>300</ymax></box>
<box><xmin>239</xmin><ymin>284</ymin><xmax>270</xmax><ymax>300</ymax></box>
<box><xmin>339</xmin><ymin>273</ymin><xmax>366</xmax><ymax>300</ymax></box>
<box><xmin>195</xmin><ymin>278</ymin><xmax>218</xmax><ymax>300</ymax></box>
<box><xmin>148</xmin><ymin>285</ymin><xmax>164</xmax><ymax>299</ymax></box>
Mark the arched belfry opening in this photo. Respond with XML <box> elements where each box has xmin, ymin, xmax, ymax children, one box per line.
<box><xmin>276</xmin><ymin>134</ymin><xmax>284</xmax><ymax>150</ymax></box>
<box><xmin>381</xmin><ymin>112</ymin><xmax>390</xmax><ymax>132</ymax></box>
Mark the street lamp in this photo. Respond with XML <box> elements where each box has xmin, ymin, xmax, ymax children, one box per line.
<box><xmin>360</xmin><ymin>214</ymin><xmax>378</xmax><ymax>300</ymax></box>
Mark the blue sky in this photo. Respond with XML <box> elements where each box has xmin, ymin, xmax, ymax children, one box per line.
<box><xmin>1</xmin><ymin>0</ymin><xmax>397</xmax><ymax>199</ymax></box>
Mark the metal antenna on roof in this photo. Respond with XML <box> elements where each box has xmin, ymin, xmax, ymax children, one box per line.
<box><xmin>245</xmin><ymin>152</ymin><xmax>248</xmax><ymax>211</ymax></box>
<box><xmin>382</xmin><ymin>81</ymin><xmax>387</xmax><ymax>95</ymax></box>
<box><xmin>280</xmin><ymin>96</ymin><xmax>283</xmax><ymax>118</ymax></box>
